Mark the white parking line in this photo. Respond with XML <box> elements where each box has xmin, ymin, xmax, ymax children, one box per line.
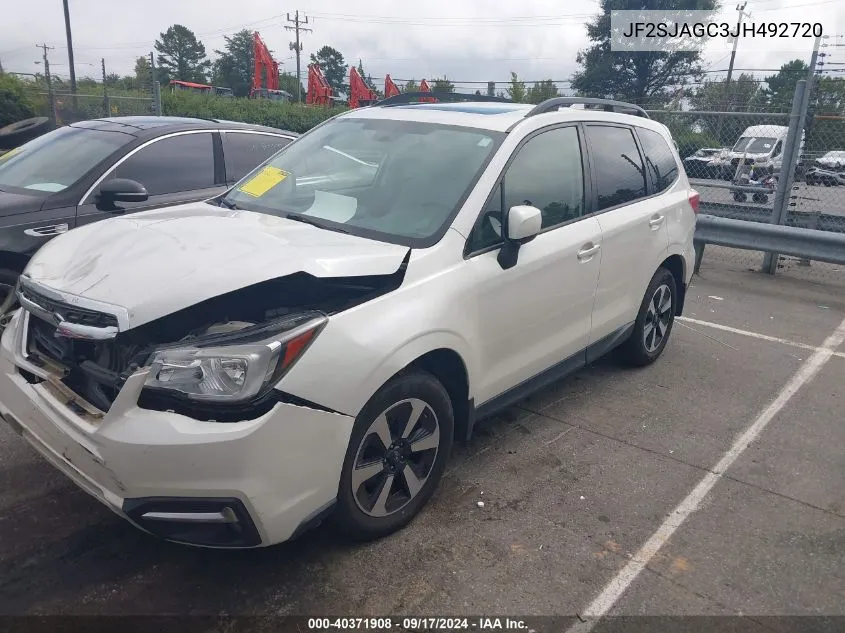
<box><xmin>677</xmin><ymin>317</ymin><xmax>845</xmax><ymax>359</ymax></box>
<box><xmin>567</xmin><ymin>315</ymin><xmax>845</xmax><ymax>630</ymax></box>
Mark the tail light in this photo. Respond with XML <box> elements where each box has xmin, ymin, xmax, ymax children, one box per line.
<box><xmin>688</xmin><ymin>190</ymin><xmax>700</xmax><ymax>214</ymax></box>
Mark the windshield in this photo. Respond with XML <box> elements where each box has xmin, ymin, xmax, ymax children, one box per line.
<box><xmin>732</xmin><ymin>136</ymin><xmax>777</xmax><ymax>154</ymax></box>
<box><xmin>221</xmin><ymin>117</ymin><xmax>503</xmax><ymax>246</ymax></box>
<box><xmin>0</xmin><ymin>125</ymin><xmax>131</xmax><ymax>194</ymax></box>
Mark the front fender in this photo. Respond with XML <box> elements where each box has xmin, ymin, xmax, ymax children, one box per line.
<box><xmin>279</xmin><ymin>318</ymin><xmax>477</xmax><ymax>419</ymax></box>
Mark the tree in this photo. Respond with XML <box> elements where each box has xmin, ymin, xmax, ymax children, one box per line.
<box><xmin>279</xmin><ymin>71</ymin><xmax>304</xmax><ymax>101</ymax></box>
<box><xmin>154</xmin><ymin>24</ymin><xmax>212</xmax><ymax>84</ymax></box>
<box><xmin>431</xmin><ymin>77</ymin><xmax>455</xmax><ymax>92</ymax></box>
<box><xmin>687</xmin><ymin>73</ymin><xmax>765</xmax><ymax>143</ymax></box>
<box><xmin>571</xmin><ymin>0</ymin><xmax>717</xmax><ymax>107</ymax></box>
<box><xmin>310</xmin><ymin>46</ymin><xmax>348</xmax><ymax>94</ymax></box>
<box><xmin>814</xmin><ymin>76</ymin><xmax>845</xmax><ymax>115</ymax></box>
<box><xmin>118</xmin><ymin>75</ymin><xmax>137</xmax><ymax>91</ymax></box>
<box><xmin>761</xmin><ymin>59</ymin><xmax>808</xmax><ymax>111</ymax></box>
<box><xmin>506</xmin><ymin>71</ymin><xmax>526</xmax><ymax>103</ymax></box>
<box><xmin>104</xmin><ymin>73</ymin><xmax>121</xmax><ymax>86</ymax></box>
<box><xmin>356</xmin><ymin>59</ymin><xmax>379</xmax><ymax>95</ymax></box>
<box><xmin>0</xmin><ymin>72</ymin><xmax>35</xmax><ymax>127</ymax></box>
<box><xmin>211</xmin><ymin>30</ymin><xmax>254</xmax><ymax>97</ymax></box>
<box><xmin>691</xmin><ymin>73</ymin><xmax>764</xmax><ymax>112</ymax></box>
<box><xmin>134</xmin><ymin>56</ymin><xmax>152</xmax><ymax>89</ymax></box>
<box><xmin>402</xmin><ymin>79</ymin><xmax>419</xmax><ymax>93</ymax></box>
<box><xmin>527</xmin><ymin>79</ymin><xmax>559</xmax><ymax>104</ymax></box>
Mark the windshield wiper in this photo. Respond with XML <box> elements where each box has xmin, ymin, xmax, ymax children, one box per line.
<box><xmin>217</xmin><ymin>197</ymin><xmax>241</xmax><ymax>210</ymax></box>
<box><xmin>283</xmin><ymin>213</ymin><xmax>351</xmax><ymax>234</ymax></box>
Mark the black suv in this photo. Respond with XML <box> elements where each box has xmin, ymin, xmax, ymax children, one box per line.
<box><xmin>0</xmin><ymin>116</ymin><xmax>297</xmax><ymax>303</ymax></box>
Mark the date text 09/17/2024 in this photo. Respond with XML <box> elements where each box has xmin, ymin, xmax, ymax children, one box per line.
<box><xmin>307</xmin><ymin>617</ymin><xmax>530</xmax><ymax>630</ymax></box>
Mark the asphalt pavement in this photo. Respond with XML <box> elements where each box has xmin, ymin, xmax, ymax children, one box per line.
<box><xmin>0</xmin><ymin>251</ymin><xmax>843</xmax><ymax>630</ymax></box>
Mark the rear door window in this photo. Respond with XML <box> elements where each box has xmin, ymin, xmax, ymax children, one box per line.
<box><xmin>223</xmin><ymin>132</ymin><xmax>294</xmax><ymax>183</ymax></box>
<box><xmin>585</xmin><ymin>125</ymin><xmax>648</xmax><ymax>211</ymax></box>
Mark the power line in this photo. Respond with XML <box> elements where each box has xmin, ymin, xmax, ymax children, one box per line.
<box><xmin>307</xmin><ymin>11</ymin><xmax>595</xmax><ymax>23</ymax></box>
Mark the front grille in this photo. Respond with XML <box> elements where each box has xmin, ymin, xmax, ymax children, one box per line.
<box><xmin>25</xmin><ymin>312</ymin><xmax>125</xmax><ymax>412</ymax></box>
<box><xmin>18</xmin><ymin>285</ymin><xmax>118</xmax><ymax>328</ymax></box>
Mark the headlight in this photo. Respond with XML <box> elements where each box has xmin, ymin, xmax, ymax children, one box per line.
<box><xmin>144</xmin><ymin>312</ymin><xmax>326</xmax><ymax>403</ymax></box>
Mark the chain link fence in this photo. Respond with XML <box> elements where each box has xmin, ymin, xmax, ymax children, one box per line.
<box><xmin>642</xmin><ymin>73</ymin><xmax>845</xmax><ymax>279</ymax></box>
<box><xmin>34</xmin><ymin>91</ymin><xmax>156</xmax><ymax>125</ymax></box>
<box><xmin>649</xmin><ymin>109</ymin><xmax>845</xmax><ymax>235</ymax></box>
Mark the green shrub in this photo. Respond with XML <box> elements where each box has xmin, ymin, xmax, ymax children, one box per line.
<box><xmin>0</xmin><ymin>73</ymin><xmax>36</xmax><ymax>127</ymax></box>
<box><xmin>162</xmin><ymin>91</ymin><xmax>343</xmax><ymax>133</ymax></box>
<box><xmin>673</xmin><ymin>131</ymin><xmax>722</xmax><ymax>159</ymax></box>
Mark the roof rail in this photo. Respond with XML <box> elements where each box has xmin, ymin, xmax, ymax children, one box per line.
<box><xmin>375</xmin><ymin>91</ymin><xmax>514</xmax><ymax>106</ymax></box>
<box><xmin>526</xmin><ymin>97</ymin><xmax>650</xmax><ymax>119</ymax></box>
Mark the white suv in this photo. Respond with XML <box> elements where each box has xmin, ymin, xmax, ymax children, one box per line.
<box><xmin>0</xmin><ymin>96</ymin><xmax>698</xmax><ymax>548</ymax></box>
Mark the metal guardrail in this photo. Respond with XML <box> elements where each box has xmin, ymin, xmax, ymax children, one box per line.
<box><xmin>698</xmin><ymin>201</ymin><xmax>845</xmax><ymax>234</ymax></box>
<box><xmin>689</xmin><ymin>178</ymin><xmax>775</xmax><ymax>195</ymax></box>
<box><xmin>693</xmin><ymin>213</ymin><xmax>845</xmax><ymax>273</ymax></box>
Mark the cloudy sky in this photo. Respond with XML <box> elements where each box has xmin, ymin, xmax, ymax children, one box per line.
<box><xmin>1</xmin><ymin>0</ymin><xmax>843</xmax><ymax>92</ymax></box>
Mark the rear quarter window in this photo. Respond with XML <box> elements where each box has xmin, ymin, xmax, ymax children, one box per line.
<box><xmin>637</xmin><ymin>127</ymin><xmax>680</xmax><ymax>194</ymax></box>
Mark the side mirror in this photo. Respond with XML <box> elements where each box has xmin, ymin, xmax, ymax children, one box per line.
<box><xmin>506</xmin><ymin>204</ymin><xmax>542</xmax><ymax>242</ymax></box>
<box><xmin>97</xmin><ymin>178</ymin><xmax>149</xmax><ymax>210</ymax></box>
<box><xmin>498</xmin><ymin>204</ymin><xmax>542</xmax><ymax>270</ymax></box>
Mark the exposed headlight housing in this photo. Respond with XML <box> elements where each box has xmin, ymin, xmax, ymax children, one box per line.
<box><xmin>143</xmin><ymin>311</ymin><xmax>326</xmax><ymax>403</ymax></box>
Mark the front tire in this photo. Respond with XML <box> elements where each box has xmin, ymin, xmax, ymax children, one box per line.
<box><xmin>332</xmin><ymin>370</ymin><xmax>454</xmax><ymax>541</ymax></box>
<box><xmin>618</xmin><ymin>267</ymin><xmax>677</xmax><ymax>367</ymax></box>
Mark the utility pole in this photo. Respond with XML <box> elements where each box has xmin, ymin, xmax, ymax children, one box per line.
<box><xmin>285</xmin><ymin>10</ymin><xmax>312</xmax><ymax>103</ymax></box>
<box><xmin>101</xmin><ymin>58</ymin><xmax>110</xmax><ymax>117</ymax></box>
<box><xmin>724</xmin><ymin>2</ymin><xmax>749</xmax><ymax>101</ymax></box>
<box><xmin>715</xmin><ymin>2</ymin><xmax>749</xmax><ymax>142</ymax></box>
<box><xmin>149</xmin><ymin>51</ymin><xmax>161</xmax><ymax>116</ymax></box>
<box><xmin>62</xmin><ymin>0</ymin><xmax>78</xmax><ymax>108</ymax></box>
<box><xmin>37</xmin><ymin>43</ymin><xmax>57</xmax><ymax>125</ymax></box>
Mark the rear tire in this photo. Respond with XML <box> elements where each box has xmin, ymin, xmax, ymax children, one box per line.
<box><xmin>618</xmin><ymin>267</ymin><xmax>677</xmax><ymax>367</ymax></box>
<box><xmin>332</xmin><ymin>369</ymin><xmax>454</xmax><ymax>541</ymax></box>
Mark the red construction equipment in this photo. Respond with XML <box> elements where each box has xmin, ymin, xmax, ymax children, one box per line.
<box><xmin>348</xmin><ymin>66</ymin><xmax>378</xmax><ymax>108</ymax></box>
<box><xmin>419</xmin><ymin>78</ymin><xmax>435</xmax><ymax>102</ymax></box>
<box><xmin>384</xmin><ymin>74</ymin><xmax>400</xmax><ymax>98</ymax></box>
<box><xmin>250</xmin><ymin>31</ymin><xmax>279</xmax><ymax>98</ymax></box>
<box><xmin>307</xmin><ymin>63</ymin><xmax>332</xmax><ymax>106</ymax></box>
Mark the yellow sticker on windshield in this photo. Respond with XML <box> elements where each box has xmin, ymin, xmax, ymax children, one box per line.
<box><xmin>237</xmin><ymin>166</ymin><xmax>289</xmax><ymax>197</ymax></box>
<box><xmin>0</xmin><ymin>147</ymin><xmax>23</xmax><ymax>162</ymax></box>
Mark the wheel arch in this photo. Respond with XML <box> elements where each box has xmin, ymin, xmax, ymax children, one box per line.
<box><xmin>404</xmin><ymin>348</ymin><xmax>471</xmax><ymax>444</ymax></box>
<box><xmin>362</xmin><ymin>334</ymin><xmax>475</xmax><ymax>444</ymax></box>
<box><xmin>659</xmin><ymin>253</ymin><xmax>686</xmax><ymax>316</ymax></box>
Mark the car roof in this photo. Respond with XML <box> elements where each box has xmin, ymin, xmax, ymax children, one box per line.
<box><xmin>68</xmin><ymin>116</ymin><xmax>297</xmax><ymax>137</ymax></box>
<box><xmin>340</xmin><ymin>100</ymin><xmax>671</xmax><ymax>136</ymax></box>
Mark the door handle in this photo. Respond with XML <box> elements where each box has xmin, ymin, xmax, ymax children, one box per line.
<box><xmin>23</xmin><ymin>223</ymin><xmax>69</xmax><ymax>237</ymax></box>
<box><xmin>577</xmin><ymin>244</ymin><xmax>601</xmax><ymax>261</ymax></box>
<box><xmin>648</xmin><ymin>215</ymin><xmax>665</xmax><ymax>229</ymax></box>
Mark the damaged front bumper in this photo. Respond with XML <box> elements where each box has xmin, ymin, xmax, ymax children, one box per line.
<box><xmin>0</xmin><ymin>309</ymin><xmax>355</xmax><ymax>548</ymax></box>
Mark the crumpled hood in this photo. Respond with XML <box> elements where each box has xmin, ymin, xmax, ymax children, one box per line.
<box><xmin>23</xmin><ymin>203</ymin><xmax>409</xmax><ymax>329</ymax></box>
